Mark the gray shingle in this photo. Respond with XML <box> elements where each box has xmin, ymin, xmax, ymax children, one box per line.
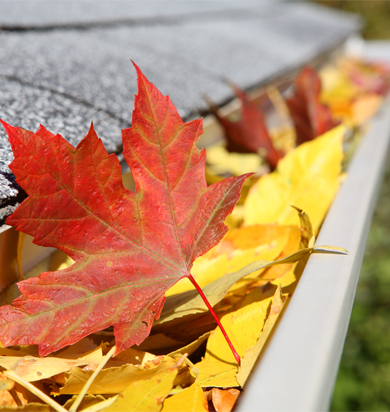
<box><xmin>0</xmin><ymin>28</ymin><xmax>232</xmax><ymax>121</ymax></box>
<box><xmin>0</xmin><ymin>3</ymin><xmax>360</xmax><ymax>122</ymax></box>
<box><xmin>0</xmin><ymin>77</ymin><xmax>126</xmax><ymax>152</ymax></box>
<box><xmin>0</xmin><ymin>0</ymin><xmax>258</xmax><ymax>28</ymax></box>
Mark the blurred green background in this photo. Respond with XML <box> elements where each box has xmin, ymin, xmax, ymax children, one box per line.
<box><xmin>314</xmin><ymin>1</ymin><xmax>390</xmax><ymax>40</ymax></box>
<box><xmin>313</xmin><ymin>1</ymin><xmax>390</xmax><ymax>410</ymax></box>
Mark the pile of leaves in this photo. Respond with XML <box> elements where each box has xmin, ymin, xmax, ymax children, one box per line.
<box><xmin>206</xmin><ymin>57</ymin><xmax>390</xmax><ymax>179</ymax></box>
<box><xmin>320</xmin><ymin>57</ymin><xmax>390</xmax><ymax>128</ymax></box>
<box><xmin>0</xmin><ymin>58</ymin><xmax>388</xmax><ymax>412</ymax></box>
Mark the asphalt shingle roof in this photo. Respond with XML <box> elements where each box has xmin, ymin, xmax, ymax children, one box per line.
<box><xmin>0</xmin><ymin>1</ymin><xmax>257</xmax><ymax>28</ymax></box>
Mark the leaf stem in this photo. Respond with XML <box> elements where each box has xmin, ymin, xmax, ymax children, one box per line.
<box><xmin>187</xmin><ymin>274</ymin><xmax>241</xmax><ymax>365</ymax></box>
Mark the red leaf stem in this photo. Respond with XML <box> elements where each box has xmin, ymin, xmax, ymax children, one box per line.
<box><xmin>188</xmin><ymin>274</ymin><xmax>241</xmax><ymax>365</ymax></box>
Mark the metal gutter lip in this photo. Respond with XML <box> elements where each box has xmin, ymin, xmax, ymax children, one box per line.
<box><xmin>235</xmin><ymin>80</ymin><xmax>390</xmax><ymax>411</ymax></box>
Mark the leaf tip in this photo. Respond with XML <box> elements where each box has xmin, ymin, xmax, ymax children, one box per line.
<box><xmin>131</xmin><ymin>60</ymin><xmax>143</xmax><ymax>79</ymax></box>
<box><xmin>313</xmin><ymin>245</ymin><xmax>349</xmax><ymax>255</ymax></box>
<box><xmin>0</xmin><ymin>119</ymin><xmax>14</xmax><ymax>136</ymax></box>
<box><xmin>86</xmin><ymin>121</ymin><xmax>98</xmax><ymax>139</ymax></box>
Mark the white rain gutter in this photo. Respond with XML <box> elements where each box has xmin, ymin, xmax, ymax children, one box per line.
<box><xmin>236</xmin><ymin>42</ymin><xmax>390</xmax><ymax>412</ymax></box>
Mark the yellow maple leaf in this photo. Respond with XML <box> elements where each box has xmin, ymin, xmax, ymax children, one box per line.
<box><xmin>243</xmin><ymin>125</ymin><xmax>344</xmax><ymax>231</ymax></box>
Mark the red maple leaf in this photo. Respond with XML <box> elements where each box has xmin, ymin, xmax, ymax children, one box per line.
<box><xmin>0</xmin><ymin>63</ymin><xmax>249</xmax><ymax>359</ymax></box>
<box><xmin>209</xmin><ymin>84</ymin><xmax>282</xmax><ymax>170</ymax></box>
<box><xmin>286</xmin><ymin>66</ymin><xmax>339</xmax><ymax>145</ymax></box>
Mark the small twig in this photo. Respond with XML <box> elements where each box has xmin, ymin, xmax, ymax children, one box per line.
<box><xmin>188</xmin><ymin>274</ymin><xmax>241</xmax><ymax>365</ymax></box>
<box><xmin>69</xmin><ymin>345</ymin><xmax>116</xmax><ymax>412</ymax></box>
<box><xmin>3</xmin><ymin>369</ymin><xmax>67</xmax><ymax>412</ymax></box>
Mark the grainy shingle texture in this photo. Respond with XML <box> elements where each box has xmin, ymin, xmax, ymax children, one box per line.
<box><xmin>0</xmin><ymin>0</ymin><xmax>360</xmax><ymax>226</ymax></box>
